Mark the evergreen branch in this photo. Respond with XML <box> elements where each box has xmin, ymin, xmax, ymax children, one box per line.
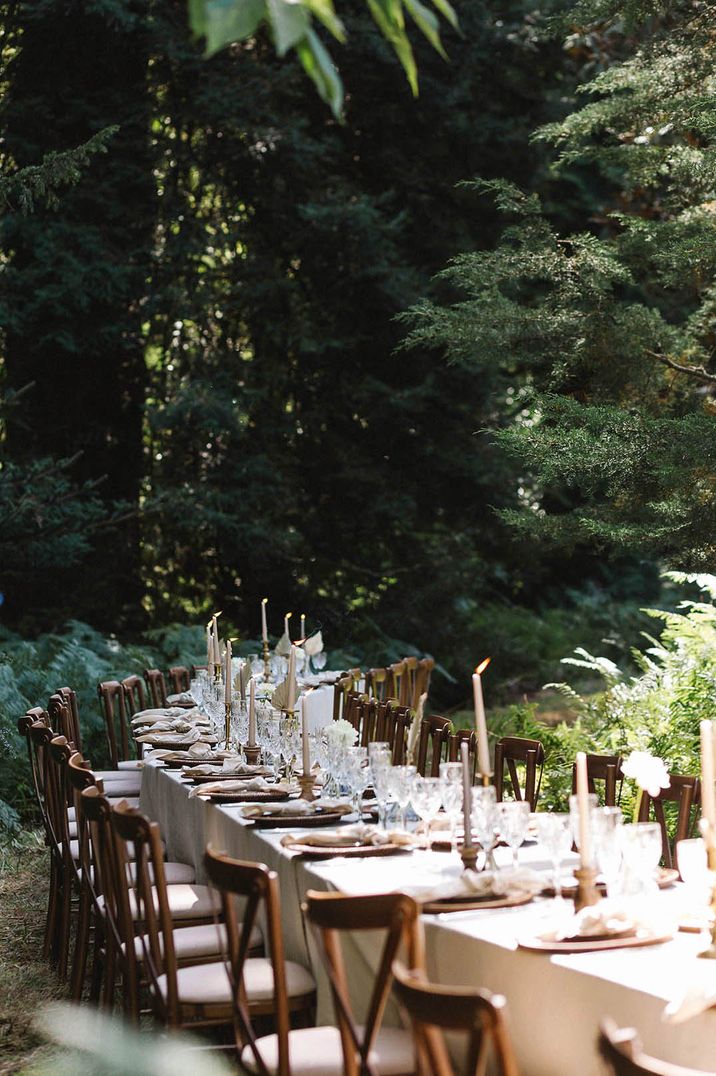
<box><xmin>646</xmin><ymin>349</ymin><xmax>716</xmax><ymax>385</ymax></box>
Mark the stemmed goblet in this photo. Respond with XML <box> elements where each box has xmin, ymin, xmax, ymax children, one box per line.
<box><xmin>411</xmin><ymin>777</ymin><xmax>443</xmax><ymax>850</ymax></box>
<box><xmin>535</xmin><ymin>812</ymin><xmax>572</xmax><ymax>900</ymax></box>
<box><xmin>496</xmin><ymin>801</ymin><xmax>530</xmax><ymax>872</ymax></box>
<box><xmin>439</xmin><ymin>762</ymin><xmax>464</xmax><ymax>854</ymax></box>
<box><xmin>388</xmin><ymin>765</ymin><xmax>417</xmax><ymax>832</ymax></box>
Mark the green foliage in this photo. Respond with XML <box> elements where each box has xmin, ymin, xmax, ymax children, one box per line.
<box><xmin>497</xmin><ymin>572</ymin><xmax>716</xmax><ymax>816</ymax></box>
<box><xmin>189</xmin><ymin>0</ymin><xmax>458</xmax><ymax>116</ymax></box>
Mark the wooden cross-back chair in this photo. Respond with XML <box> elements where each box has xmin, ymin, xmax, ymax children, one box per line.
<box><xmin>97</xmin><ymin>680</ymin><xmax>139</xmax><ymax>770</ymax></box>
<box><xmin>413</xmin><ymin>657</ymin><xmax>435</xmax><ymax>709</ymax></box>
<box><xmin>390</xmin><ymin>660</ymin><xmax>409</xmax><ymax>707</ymax></box>
<box><xmin>203</xmin><ymin>846</ymin><xmax>321</xmax><ymax>1075</ymax></box>
<box><xmin>168</xmin><ymin>665</ymin><xmax>191</xmax><ymax>694</ymax></box>
<box><xmin>598</xmin><ymin>1019</ymin><xmax>714</xmax><ymax>1076</ymax></box>
<box><xmin>448</xmin><ymin>730</ymin><xmax>478</xmax><ymax>782</ymax></box>
<box><xmin>494</xmin><ymin>736</ymin><xmax>545</xmax><ymax>811</ymax></box>
<box><xmin>637</xmin><ymin>774</ymin><xmax>701</xmax><ymax>871</ymax></box>
<box><xmin>48</xmin><ymin>688</ymin><xmax>82</xmax><ymax>750</ymax></box>
<box><xmin>26</xmin><ymin>713</ymin><xmax>65</xmax><ymax>964</ymax></box>
<box><xmin>364</xmin><ymin>667</ymin><xmax>397</xmax><ymax>704</ymax></box>
<box><xmin>122</xmin><ymin>674</ymin><xmax>148</xmax><ymax>717</ymax></box>
<box><xmin>391</xmin><ymin>963</ymin><xmax>520</xmax><ymax>1076</ymax></box>
<box><xmin>47</xmin><ymin>734</ymin><xmax>84</xmax><ymax>981</ymax></box>
<box><xmin>332</xmin><ymin>670</ymin><xmax>362</xmax><ymax>724</ymax></box>
<box><xmin>389</xmin><ymin>704</ymin><xmax>416</xmax><ymax>765</ymax></box>
<box><xmin>357</xmin><ymin>697</ymin><xmax>379</xmax><ymax>747</ymax></box>
<box><xmin>144</xmin><ymin>668</ymin><xmax>168</xmax><ymax>708</ymax></box>
<box><xmin>416</xmin><ymin>716</ymin><xmax>452</xmax><ymax>777</ymax></box>
<box><xmin>303</xmin><ymin>890</ymin><xmax>423</xmax><ymax>1076</ymax></box>
<box><xmin>571</xmin><ymin>753</ymin><xmax>623</xmax><ymax>808</ymax></box>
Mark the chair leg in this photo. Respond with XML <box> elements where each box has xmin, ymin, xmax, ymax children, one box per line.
<box><xmin>44</xmin><ymin>857</ymin><xmax>60</xmax><ymax>961</ymax></box>
<box><xmin>89</xmin><ymin>923</ymin><xmax>105</xmax><ymax>1004</ymax></box>
<box><xmin>56</xmin><ymin>868</ymin><xmax>73</xmax><ymax>979</ymax></box>
<box><xmin>70</xmin><ymin>885</ymin><xmax>91</xmax><ymax>1000</ymax></box>
<box><xmin>101</xmin><ymin>937</ymin><xmax>117</xmax><ymax>1011</ymax></box>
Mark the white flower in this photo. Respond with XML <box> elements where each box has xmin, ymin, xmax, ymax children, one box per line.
<box><xmin>621</xmin><ymin>750</ymin><xmax>671</xmax><ymax>797</ymax></box>
<box><xmin>324</xmin><ymin>718</ymin><xmax>358</xmax><ymax>750</ymax></box>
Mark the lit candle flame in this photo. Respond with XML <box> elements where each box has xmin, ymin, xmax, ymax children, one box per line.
<box><xmin>286</xmin><ymin>611</ymin><xmax>293</xmax><ymax>619</ymax></box>
<box><xmin>474</xmin><ymin>657</ymin><xmax>491</xmax><ymax>676</ymax></box>
<box><xmin>262</xmin><ymin>597</ymin><xmax>268</xmax><ymax>605</ymax></box>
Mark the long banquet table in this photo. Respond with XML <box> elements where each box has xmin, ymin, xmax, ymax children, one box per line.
<box><xmin>140</xmin><ymin>760</ymin><xmax>716</xmax><ymax>1075</ymax></box>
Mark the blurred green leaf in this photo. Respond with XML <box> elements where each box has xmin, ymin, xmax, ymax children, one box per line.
<box><xmin>296</xmin><ymin>28</ymin><xmax>345</xmax><ymax>117</ymax></box>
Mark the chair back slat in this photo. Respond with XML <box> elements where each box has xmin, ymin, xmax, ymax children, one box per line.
<box><xmin>570</xmin><ymin>754</ymin><xmax>623</xmax><ymax>807</ymax></box>
<box><xmin>333</xmin><ymin>670</ymin><xmax>362</xmax><ymax>723</ymax></box>
<box><xmin>637</xmin><ymin>774</ymin><xmax>700</xmax><ymax>870</ymax></box>
<box><xmin>598</xmin><ymin>1019</ymin><xmax>711</xmax><ymax>1075</ymax></box>
<box><xmin>168</xmin><ymin>666</ymin><xmax>191</xmax><ymax>694</ymax></box>
<box><xmin>97</xmin><ymin>680</ymin><xmax>132</xmax><ymax>769</ymax></box>
<box><xmin>144</xmin><ymin>668</ymin><xmax>168</xmax><ymax>708</ymax></box>
<box><xmin>304</xmin><ymin>891</ymin><xmax>423</xmax><ymax>1076</ymax></box>
<box><xmin>413</xmin><ymin>657</ymin><xmax>435</xmax><ymax>709</ymax></box>
<box><xmin>391</xmin><ymin>962</ymin><xmax>521</xmax><ymax>1076</ymax></box>
<box><xmin>365</xmin><ymin>667</ymin><xmax>397</xmax><ymax>704</ymax></box>
<box><xmin>449</xmin><ymin>730</ymin><xmax>477</xmax><ymax>781</ymax></box>
<box><xmin>416</xmin><ymin>716</ymin><xmax>452</xmax><ymax>777</ymax></box>
<box><xmin>494</xmin><ymin>736</ymin><xmax>545</xmax><ymax>810</ymax></box>
<box><xmin>122</xmin><ymin>674</ymin><xmax>147</xmax><ymax>715</ymax></box>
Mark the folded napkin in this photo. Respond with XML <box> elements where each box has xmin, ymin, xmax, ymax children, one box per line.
<box><xmin>131</xmin><ymin>707</ymin><xmax>187</xmax><ymax>726</ymax></box>
<box><xmin>332</xmin><ymin>823</ymin><xmax>414</xmax><ymax>847</ymax></box>
<box><xmin>182</xmin><ymin>762</ymin><xmax>271</xmax><ymax>778</ymax></box>
<box><xmin>303</xmin><ymin>630</ymin><xmax>323</xmax><ymax>657</ymax></box>
<box><xmin>136</xmin><ymin>728</ymin><xmax>211</xmax><ymax>745</ymax></box>
<box><xmin>404</xmin><ymin>867</ymin><xmax>543</xmax><ymax>904</ymax></box>
<box><xmin>188</xmin><ymin>777</ymin><xmax>273</xmax><ymax>799</ymax></box>
<box><xmin>274</xmin><ymin>630</ymin><xmax>292</xmax><ymax>658</ymax></box>
<box><xmin>166</xmin><ymin>691</ymin><xmax>195</xmax><ymax>704</ymax></box>
<box><xmin>271</xmin><ymin>678</ymin><xmax>290</xmax><ymax>710</ymax></box>
<box><xmin>406</xmin><ymin>692</ymin><xmax>427</xmax><ymax>766</ymax></box>
<box><xmin>554</xmin><ymin>905</ymin><xmax>635</xmax><ymax>942</ymax></box>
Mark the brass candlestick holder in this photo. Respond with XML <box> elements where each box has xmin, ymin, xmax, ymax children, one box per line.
<box><xmin>281</xmin><ymin>707</ymin><xmax>298</xmax><ymax>779</ymax></box>
<box><xmin>262</xmin><ymin>639</ymin><xmax>271</xmax><ymax>680</ymax></box>
<box><xmin>573</xmin><ymin>864</ymin><xmax>602</xmax><ymax>912</ymax></box>
<box><xmin>479</xmin><ymin>772</ymin><xmax>493</xmax><ymax>787</ymax></box>
<box><xmin>213</xmin><ymin>661</ymin><xmax>222</xmax><ymax>683</ymax></box>
<box><xmin>699</xmin><ymin>820</ymin><xmax>716</xmax><ymax>959</ymax></box>
<box><xmin>244</xmin><ymin>744</ymin><xmax>261</xmax><ymax>765</ymax></box>
<box><xmin>299</xmin><ymin>773</ymin><xmax>317</xmax><ymax>801</ymax></box>
<box><xmin>224</xmin><ymin>703</ymin><xmax>232</xmax><ymax>751</ymax></box>
<box><xmin>460</xmin><ymin>840</ymin><xmax>479</xmax><ymax>872</ymax></box>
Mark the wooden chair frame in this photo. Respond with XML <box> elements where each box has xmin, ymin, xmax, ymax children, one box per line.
<box><xmin>637</xmin><ymin>774</ymin><xmax>701</xmax><ymax>870</ymax></box>
<box><xmin>494</xmin><ymin>736</ymin><xmax>545</xmax><ymax>810</ymax></box>
<box><xmin>304</xmin><ymin>890</ymin><xmax>423</xmax><ymax>1076</ymax></box>
<box><xmin>416</xmin><ymin>716</ymin><xmax>452</xmax><ymax>777</ymax></box>
<box><xmin>598</xmin><ymin>1018</ymin><xmax>712</xmax><ymax>1076</ymax></box>
<box><xmin>391</xmin><ymin>962</ymin><xmax>520</xmax><ymax>1076</ymax></box>
<box><xmin>204</xmin><ymin>846</ymin><xmax>316</xmax><ymax>1074</ymax></box>
<box><xmin>97</xmin><ymin>680</ymin><xmax>133</xmax><ymax>770</ymax></box>
<box><xmin>144</xmin><ymin>668</ymin><xmax>168</xmax><ymax>708</ymax></box>
<box><xmin>571</xmin><ymin>753</ymin><xmax>623</xmax><ymax>808</ymax></box>
<box><xmin>122</xmin><ymin>674</ymin><xmax>148</xmax><ymax>717</ymax></box>
<box><xmin>168</xmin><ymin>665</ymin><xmax>191</xmax><ymax>694</ymax></box>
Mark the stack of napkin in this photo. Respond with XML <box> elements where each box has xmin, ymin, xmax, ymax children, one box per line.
<box><xmin>181</xmin><ymin>762</ymin><xmax>271</xmax><ymax>778</ymax></box>
<box><xmin>241</xmin><ymin>800</ymin><xmax>352</xmax><ymax>819</ymax></box>
<box><xmin>166</xmin><ymin>691</ymin><xmax>195</xmax><ymax>705</ymax></box>
<box><xmin>188</xmin><ymin>776</ymin><xmax>274</xmax><ymax>799</ymax></box>
<box><xmin>405</xmin><ymin>867</ymin><xmax>544</xmax><ymax>904</ymax></box>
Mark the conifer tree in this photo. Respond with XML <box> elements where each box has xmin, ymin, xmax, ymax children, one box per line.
<box><xmin>404</xmin><ymin>0</ymin><xmax>716</xmax><ymax>568</ymax></box>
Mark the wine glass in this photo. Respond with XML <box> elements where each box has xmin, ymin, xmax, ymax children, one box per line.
<box><xmin>439</xmin><ymin>762</ymin><xmax>464</xmax><ymax>854</ymax></box>
<box><xmin>344</xmin><ymin>747</ymin><xmax>370</xmax><ymax>817</ymax></box>
<box><xmin>471</xmin><ymin>786</ymin><xmax>498</xmax><ymax>868</ymax></box>
<box><xmin>388</xmin><ymin>765</ymin><xmax>417</xmax><ymax>832</ymax></box>
<box><xmin>569</xmin><ymin>792</ymin><xmax>598</xmax><ymax>854</ymax></box>
<box><xmin>535</xmin><ymin>812</ymin><xmax>572</xmax><ymax>900</ymax></box>
<box><xmin>368</xmin><ymin>743</ymin><xmax>392</xmax><ymax>829</ymax></box>
<box><xmin>496</xmin><ymin>801</ymin><xmax>530</xmax><ymax>871</ymax></box>
<box><xmin>619</xmin><ymin>822</ymin><xmax>662</xmax><ymax>897</ymax></box>
<box><xmin>592</xmin><ymin>806</ymin><xmax>624</xmax><ymax>897</ymax></box>
<box><xmin>411</xmin><ymin>777</ymin><xmax>443</xmax><ymax>850</ymax></box>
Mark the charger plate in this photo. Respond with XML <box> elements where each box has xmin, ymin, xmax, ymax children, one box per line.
<box><xmin>249</xmin><ymin>809</ymin><xmax>349</xmax><ymax>829</ymax></box>
<box><xmin>137</xmin><ymin>734</ymin><xmax>219</xmax><ymax>750</ymax></box>
<box><xmin>280</xmin><ymin>835</ymin><xmax>412</xmax><ymax>859</ymax></box>
<box><xmin>421</xmin><ymin>891</ymin><xmax>533</xmax><ymax>915</ymax></box>
<box><xmin>518</xmin><ymin>929</ymin><xmax>672</xmax><ymax>954</ymax></box>
<box><xmin>193</xmin><ymin>788</ymin><xmax>289</xmax><ymax>803</ymax></box>
<box><xmin>182</xmin><ymin>770</ymin><xmax>272</xmax><ymax>783</ymax></box>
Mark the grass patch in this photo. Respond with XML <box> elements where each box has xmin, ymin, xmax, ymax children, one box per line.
<box><xmin>0</xmin><ymin>831</ymin><xmax>60</xmax><ymax>1074</ymax></box>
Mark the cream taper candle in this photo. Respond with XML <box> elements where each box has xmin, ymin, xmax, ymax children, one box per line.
<box><xmin>472</xmin><ymin>658</ymin><xmax>491</xmax><ymax>777</ymax></box>
<box><xmin>224</xmin><ymin>638</ymin><xmax>232</xmax><ymax>706</ymax></box>
<box><xmin>287</xmin><ymin>645</ymin><xmax>297</xmax><ymax>711</ymax></box>
<box><xmin>575</xmin><ymin>751</ymin><xmax>593</xmax><ymax>867</ymax></box>
<box><xmin>248</xmin><ymin>677</ymin><xmax>257</xmax><ymax>748</ymax></box>
<box><xmin>301</xmin><ymin>692</ymin><xmax>311</xmax><ymax>775</ymax></box>
<box><xmin>461</xmin><ymin>741</ymin><xmax>473</xmax><ymax>850</ymax></box>
<box><xmin>261</xmin><ymin>598</ymin><xmax>268</xmax><ymax>643</ymax></box>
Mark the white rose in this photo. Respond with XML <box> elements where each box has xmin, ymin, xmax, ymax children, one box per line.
<box><xmin>622</xmin><ymin>750</ymin><xmax>671</xmax><ymax>797</ymax></box>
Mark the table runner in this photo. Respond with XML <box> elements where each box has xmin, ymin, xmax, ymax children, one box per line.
<box><xmin>140</xmin><ymin>761</ymin><xmax>716</xmax><ymax>1074</ymax></box>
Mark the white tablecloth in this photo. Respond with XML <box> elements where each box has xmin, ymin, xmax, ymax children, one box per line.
<box><xmin>140</xmin><ymin>762</ymin><xmax>716</xmax><ymax>1075</ymax></box>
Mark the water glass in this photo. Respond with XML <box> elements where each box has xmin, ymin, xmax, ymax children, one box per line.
<box><xmin>592</xmin><ymin>806</ymin><xmax>623</xmax><ymax>896</ymax></box>
<box><xmin>388</xmin><ymin>765</ymin><xmax>417</xmax><ymax>831</ymax></box>
<box><xmin>411</xmin><ymin>776</ymin><xmax>443</xmax><ymax>849</ymax></box>
<box><xmin>618</xmin><ymin>822</ymin><xmax>662</xmax><ymax>897</ymax></box>
<box><xmin>439</xmin><ymin>762</ymin><xmax>464</xmax><ymax>853</ymax></box>
<box><xmin>535</xmin><ymin>812</ymin><xmax>572</xmax><ymax>899</ymax></box>
<box><xmin>368</xmin><ymin>744</ymin><xmax>392</xmax><ymax>828</ymax></box>
<box><xmin>496</xmin><ymin>801</ymin><xmax>530</xmax><ymax>870</ymax></box>
<box><xmin>344</xmin><ymin>747</ymin><xmax>370</xmax><ymax>817</ymax></box>
<box><xmin>471</xmin><ymin>785</ymin><xmax>497</xmax><ymax>855</ymax></box>
<box><xmin>569</xmin><ymin>792</ymin><xmax>598</xmax><ymax>853</ymax></box>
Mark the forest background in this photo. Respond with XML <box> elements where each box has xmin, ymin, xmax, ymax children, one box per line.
<box><xmin>2</xmin><ymin>0</ymin><xmax>713</xmax><ymax>822</ymax></box>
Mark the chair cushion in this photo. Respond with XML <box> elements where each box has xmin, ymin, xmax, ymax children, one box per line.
<box><xmin>241</xmin><ymin>1026</ymin><xmax>415</xmax><ymax>1076</ymax></box>
<box><xmin>118</xmin><ymin>760</ymin><xmax>143</xmax><ymax>771</ymax></box>
<box><xmin>157</xmin><ymin>957</ymin><xmax>314</xmax><ymax>1007</ymax></box>
<box><xmin>131</xmin><ymin>921</ymin><xmax>262</xmax><ymax>962</ymax></box>
<box><xmin>101</xmin><ymin>882</ymin><xmax>219</xmax><ymax>921</ymax></box>
<box><xmin>97</xmin><ymin>771</ymin><xmax>142</xmax><ymax>795</ymax></box>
